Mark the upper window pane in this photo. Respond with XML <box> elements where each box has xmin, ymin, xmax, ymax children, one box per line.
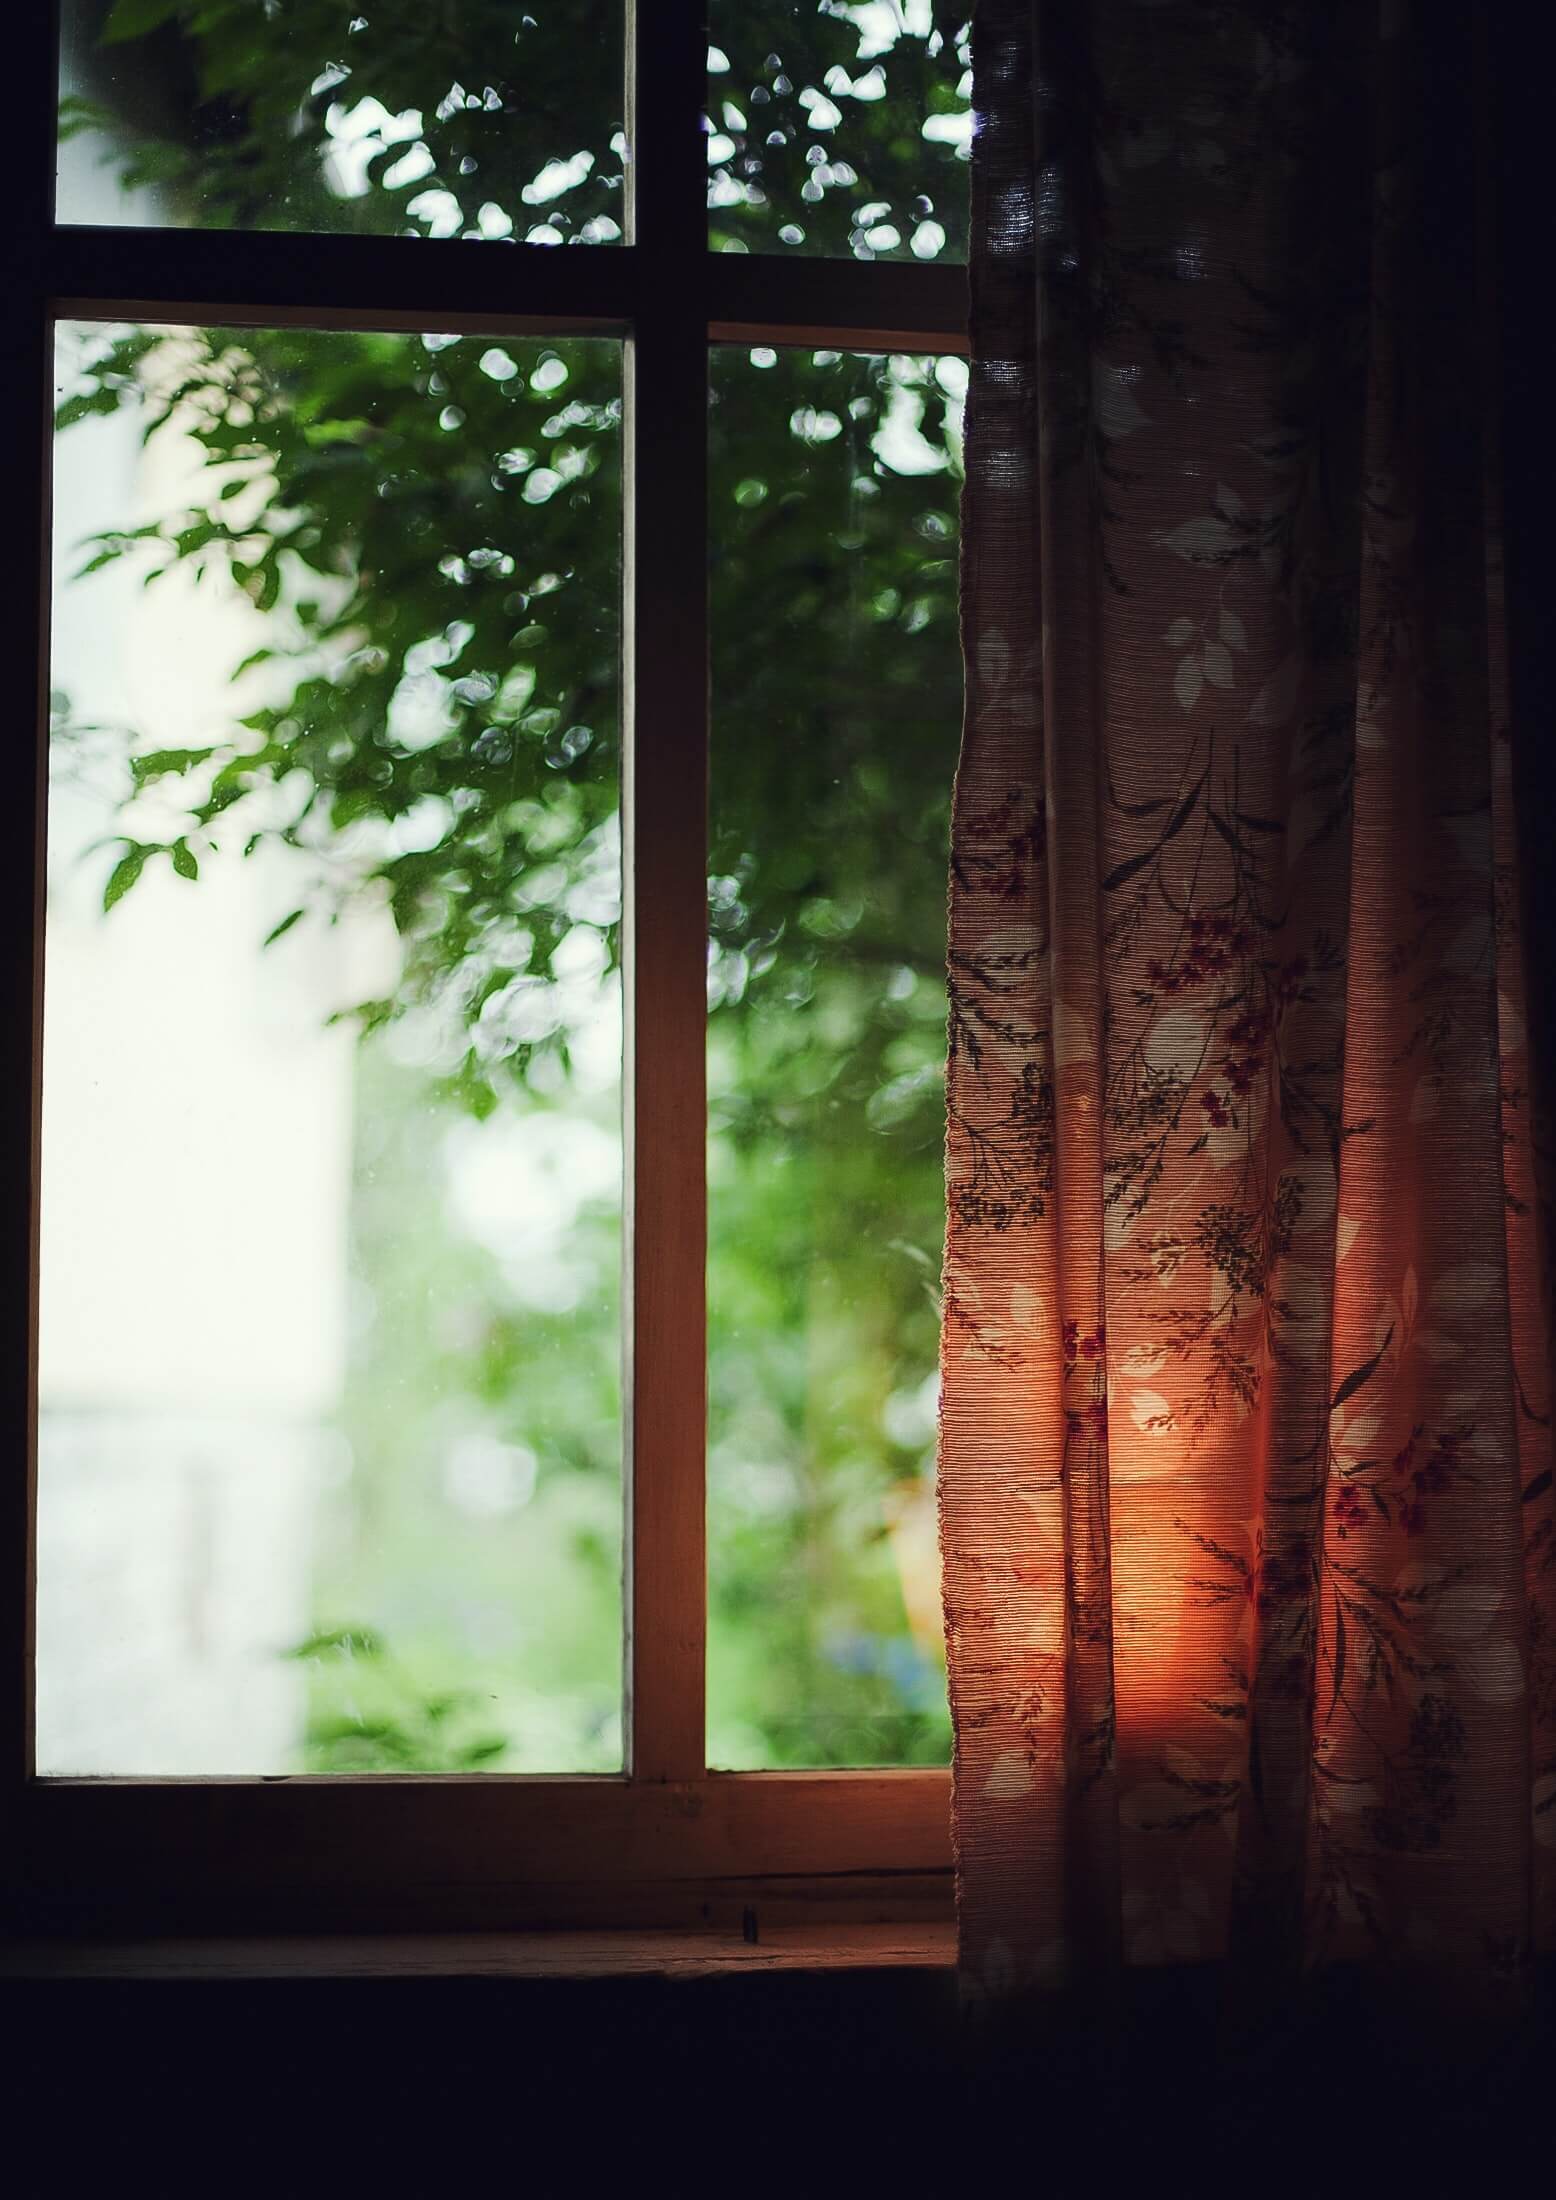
<box><xmin>39</xmin><ymin>319</ymin><xmax>623</xmax><ymax>1774</ymax></box>
<box><xmin>58</xmin><ymin>2</ymin><xmax>624</xmax><ymax>243</ymax></box>
<box><xmin>706</xmin><ymin>3</ymin><xmax>970</xmax><ymax>262</ymax></box>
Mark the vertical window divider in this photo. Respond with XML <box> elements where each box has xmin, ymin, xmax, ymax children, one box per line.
<box><xmin>3</xmin><ymin>2</ymin><xmax>61</xmax><ymax>1795</ymax></box>
<box><xmin>620</xmin><ymin>5</ymin><xmax>710</xmax><ymax>1784</ymax></box>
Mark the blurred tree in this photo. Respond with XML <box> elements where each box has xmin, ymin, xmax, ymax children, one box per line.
<box><xmin>60</xmin><ymin>1</ymin><xmax>969</xmax><ymax>255</ymax></box>
<box><xmin>707</xmin><ymin>1</ymin><xmax>971</xmax><ymax>260</ymax></box>
<box><xmin>51</xmin><ymin>1</ymin><xmax>964</xmax><ymax>1768</ymax></box>
<box><xmin>61</xmin><ymin>0</ymin><xmax>627</xmax><ymax>240</ymax></box>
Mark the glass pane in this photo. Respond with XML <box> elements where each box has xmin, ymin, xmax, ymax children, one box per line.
<box><xmin>707</xmin><ymin>343</ymin><xmax>964</xmax><ymax>1767</ymax></box>
<box><xmin>39</xmin><ymin>320</ymin><xmax>623</xmax><ymax>1774</ymax></box>
<box><xmin>58</xmin><ymin>2</ymin><xmax>624</xmax><ymax>243</ymax></box>
<box><xmin>707</xmin><ymin>4</ymin><xmax>970</xmax><ymax>262</ymax></box>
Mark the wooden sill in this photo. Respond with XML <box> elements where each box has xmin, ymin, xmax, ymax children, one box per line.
<box><xmin>0</xmin><ymin>1920</ymin><xmax>958</xmax><ymax>1982</ymax></box>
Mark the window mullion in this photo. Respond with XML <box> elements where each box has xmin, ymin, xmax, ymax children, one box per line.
<box><xmin>2</xmin><ymin>4</ymin><xmax>60</xmax><ymax>1801</ymax></box>
<box><xmin>620</xmin><ymin>5</ymin><xmax>710</xmax><ymax>1784</ymax></box>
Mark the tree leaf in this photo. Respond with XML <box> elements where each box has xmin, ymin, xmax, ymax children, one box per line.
<box><xmin>1174</xmin><ymin>652</ymin><xmax>1204</xmax><ymax>711</ymax></box>
<box><xmin>263</xmin><ymin>907</ymin><xmax>306</xmax><ymax>947</ymax></box>
<box><xmin>102</xmin><ymin>846</ymin><xmax>146</xmax><ymax>911</ymax></box>
<box><xmin>286</xmin><ymin>1626</ymin><xmax>384</xmax><ymax>1661</ymax></box>
<box><xmin>102</xmin><ymin>0</ymin><xmax>184</xmax><ymax>43</ymax></box>
<box><xmin>130</xmin><ymin>746</ymin><xmax>216</xmax><ymax>785</ymax></box>
<box><xmin>456</xmin><ymin>1736</ymin><xmax>509</xmax><ymax>1767</ymax></box>
<box><xmin>54</xmin><ymin>389</ymin><xmax>122</xmax><ymax>431</ymax></box>
<box><xmin>57</xmin><ymin>94</ymin><xmax>118</xmax><ymax>145</ymax></box>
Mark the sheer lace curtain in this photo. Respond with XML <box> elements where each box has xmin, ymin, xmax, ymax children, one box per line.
<box><xmin>940</xmin><ymin>0</ymin><xmax>1552</xmax><ymax>2016</ymax></box>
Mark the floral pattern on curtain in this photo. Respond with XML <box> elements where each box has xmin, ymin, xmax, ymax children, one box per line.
<box><xmin>940</xmin><ymin>0</ymin><xmax>1553</xmax><ymax>2006</ymax></box>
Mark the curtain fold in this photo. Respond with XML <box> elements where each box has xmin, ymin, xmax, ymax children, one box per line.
<box><xmin>940</xmin><ymin>0</ymin><xmax>1553</xmax><ymax>2014</ymax></box>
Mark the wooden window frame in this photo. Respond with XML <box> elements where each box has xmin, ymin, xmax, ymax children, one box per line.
<box><xmin>1</xmin><ymin>6</ymin><xmax>966</xmax><ymax>1940</ymax></box>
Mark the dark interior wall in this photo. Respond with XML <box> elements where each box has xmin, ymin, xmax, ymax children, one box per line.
<box><xmin>7</xmin><ymin>1962</ymin><xmax>1553</xmax><ymax>2182</ymax></box>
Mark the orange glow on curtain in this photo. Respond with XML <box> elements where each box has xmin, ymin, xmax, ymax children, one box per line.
<box><xmin>939</xmin><ymin>0</ymin><xmax>1553</xmax><ymax>2007</ymax></box>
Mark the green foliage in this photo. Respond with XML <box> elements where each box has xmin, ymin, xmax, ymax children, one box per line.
<box><xmin>54</xmin><ymin>2</ymin><xmax>965</xmax><ymax>1770</ymax></box>
<box><xmin>59</xmin><ymin>317</ymin><xmax>621</xmax><ymax>1101</ymax></box>
<box><xmin>285</xmin><ymin>1626</ymin><xmax>512</xmax><ymax>1772</ymax></box>
<box><xmin>101</xmin><ymin>0</ymin><xmax>184</xmax><ymax>42</ymax></box>
<box><xmin>707</xmin><ymin>2</ymin><xmax>972</xmax><ymax>261</ymax></box>
<box><xmin>101</xmin><ymin>843</ymin><xmax>148</xmax><ymax>908</ymax></box>
<box><xmin>65</xmin><ymin>1</ymin><xmax>969</xmax><ymax>257</ymax></box>
<box><xmin>298</xmin><ymin>1034</ymin><xmax>623</xmax><ymax>1773</ymax></box>
<box><xmin>69</xmin><ymin>0</ymin><xmax>624</xmax><ymax>241</ymax></box>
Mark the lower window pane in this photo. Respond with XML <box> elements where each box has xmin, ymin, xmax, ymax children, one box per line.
<box><xmin>38</xmin><ymin>321</ymin><xmax>622</xmax><ymax>1774</ymax></box>
<box><xmin>707</xmin><ymin>343</ymin><xmax>964</xmax><ymax>1767</ymax></box>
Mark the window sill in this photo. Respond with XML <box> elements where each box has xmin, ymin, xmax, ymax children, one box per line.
<box><xmin>0</xmin><ymin>1920</ymin><xmax>957</xmax><ymax>1983</ymax></box>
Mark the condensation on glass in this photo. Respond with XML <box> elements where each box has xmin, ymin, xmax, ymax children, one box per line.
<box><xmin>706</xmin><ymin>342</ymin><xmax>965</xmax><ymax>1768</ymax></box>
<box><xmin>38</xmin><ymin>320</ymin><xmax>623</xmax><ymax>1774</ymax></box>
<box><xmin>57</xmin><ymin>2</ymin><xmax>625</xmax><ymax>244</ymax></box>
<box><xmin>707</xmin><ymin>4</ymin><xmax>971</xmax><ymax>263</ymax></box>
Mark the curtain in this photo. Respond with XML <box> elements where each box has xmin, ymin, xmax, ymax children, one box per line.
<box><xmin>940</xmin><ymin>0</ymin><xmax>1553</xmax><ymax>2020</ymax></box>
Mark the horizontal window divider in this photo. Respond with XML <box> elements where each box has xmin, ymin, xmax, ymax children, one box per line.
<box><xmin>706</xmin><ymin>254</ymin><xmax>969</xmax><ymax>352</ymax></box>
<box><xmin>44</xmin><ymin>230</ymin><xmax>968</xmax><ymax>350</ymax></box>
<box><xmin>10</xmin><ymin>1771</ymin><xmax>954</xmax><ymax>1936</ymax></box>
<box><xmin>46</xmin><ymin>223</ymin><xmax>641</xmax><ymax>333</ymax></box>
<box><xmin>708</xmin><ymin>320</ymin><xmax>969</xmax><ymax>355</ymax></box>
<box><xmin>28</xmin><ymin>1766</ymin><xmax>950</xmax><ymax>1790</ymax></box>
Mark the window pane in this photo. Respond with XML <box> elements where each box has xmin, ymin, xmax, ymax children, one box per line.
<box><xmin>39</xmin><ymin>321</ymin><xmax>623</xmax><ymax>1774</ymax></box>
<box><xmin>707</xmin><ymin>344</ymin><xmax>963</xmax><ymax>1767</ymax></box>
<box><xmin>58</xmin><ymin>2</ymin><xmax>624</xmax><ymax>243</ymax></box>
<box><xmin>707</xmin><ymin>4</ymin><xmax>970</xmax><ymax>262</ymax></box>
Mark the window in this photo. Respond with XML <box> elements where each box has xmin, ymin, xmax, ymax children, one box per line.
<box><xmin>4</xmin><ymin>5</ymin><xmax>967</xmax><ymax>1935</ymax></box>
